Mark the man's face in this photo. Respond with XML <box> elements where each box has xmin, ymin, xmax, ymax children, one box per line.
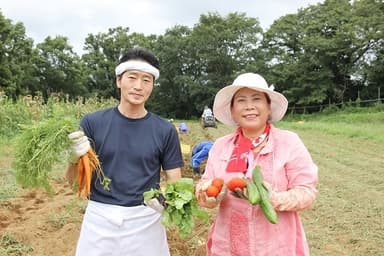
<box><xmin>117</xmin><ymin>69</ymin><xmax>154</xmax><ymax>106</ymax></box>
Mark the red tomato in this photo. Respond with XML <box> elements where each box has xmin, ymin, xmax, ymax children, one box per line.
<box><xmin>206</xmin><ymin>185</ymin><xmax>220</xmax><ymax>197</ymax></box>
<box><xmin>212</xmin><ymin>178</ymin><xmax>224</xmax><ymax>190</ymax></box>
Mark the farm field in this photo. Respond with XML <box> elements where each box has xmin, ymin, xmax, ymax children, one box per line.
<box><xmin>0</xmin><ymin>111</ymin><xmax>383</xmax><ymax>256</ymax></box>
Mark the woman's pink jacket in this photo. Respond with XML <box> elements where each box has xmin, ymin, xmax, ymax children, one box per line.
<box><xmin>201</xmin><ymin>125</ymin><xmax>318</xmax><ymax>256</ymax></box>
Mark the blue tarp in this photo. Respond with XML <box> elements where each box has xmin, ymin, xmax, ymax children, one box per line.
<box><xmin>190</xmin><ymin>141</ymin><xmax>213</xmax><ymax>168</ymax></box>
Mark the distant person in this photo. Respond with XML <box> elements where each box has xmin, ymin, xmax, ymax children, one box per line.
<box><xmin>66</xmin><ymin>47</ymin><xmax>183</xmax><ymax>256</ymax></box>
<box><xmin>201</xmin><ymin>105</ymin><xmax>213</xmax><ymax>119</ymax></box>
<box><xmin>190</xmin><ymin>141</ymin><xmax>214</xmax><ymax>177</ymax></box>
<box><xmin>196</xmin><ymin>73</ymin><xmax>318</xmax><ymax>255</ymax></box>
<box><xmin>200</xmin><ymin>105</ymin><xmax>216</xmax><ymax>128</ymax></box>
<box><xmin>178</xmin><ymin>122</ymin><xmax>188</xmax><ymax>133</ymax></box>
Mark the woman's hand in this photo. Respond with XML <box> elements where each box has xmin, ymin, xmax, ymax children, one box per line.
<box><xmin>196</xmin><ymin>179</ymin><xmax>227</xmax><ymax>208</ymax></box>
<box><xmin>264</xmin><ymin>182</ymin><xmax>317</xmax><ymax>211</ymax></box>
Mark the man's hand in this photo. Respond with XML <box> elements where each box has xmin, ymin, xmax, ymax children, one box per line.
<box><xmin>68</xmin><ymin>131</ymin><xmax>90</xmax><ymax>164</ymax></box>
<box><xmin>144</xmin><ymin>194</ymin><xmax>167</xmax><ymax>213</ymax></box>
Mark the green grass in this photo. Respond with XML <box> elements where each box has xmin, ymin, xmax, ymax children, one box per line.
<box><xmin>174</xmin><ymin>109</ymin><xmax>384</xmax><ymax>255</ymax></box>
<box><xmin>0</xmin><ymin>233</ymin><xmax>33</xmax><ymax>256</ymax></box>
<box><xmin>278</xmin><ymin>111</ymin><xmax>384</xmax><ymax>256</ymax></box>
<box><xmin>0</xmin><ymin>102</ymin><xmax>383</xmax><ymax>255</ymax></box>
<box><xmin>280</xmin><ymin>111</ymin><xmax>384</xmax><ymax>144</ymax></box>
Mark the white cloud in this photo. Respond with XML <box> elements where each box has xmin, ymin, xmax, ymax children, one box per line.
<box><xmin>1</xmin><ymin>0</ymin><xmax>323</xmax><ymax>54</ymax></box>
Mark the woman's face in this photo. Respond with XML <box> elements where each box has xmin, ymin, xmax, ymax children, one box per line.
<box><xmin>231</xmin><ymin>88</ymin><xmax>271</xmax><ymax>134</ymax></box>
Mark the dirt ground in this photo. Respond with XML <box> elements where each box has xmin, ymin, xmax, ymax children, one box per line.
<box><xmin>2</xmin><ymin>118</ymin><xmax>383</xmax><ymax>256</ymax></box>
<box><xmin>0</xmin><ymin>122</ymin><xmax>220</xmax><ymax>256</ymax></box>
<box><xmin>0</xmin><ymin>182</ymin><xmax>82</xmax><ymax>256</ymax></box>
<box><xmin>0</xmin><ymin>179</ymin><xmax>211</xmax><ymax>256</ymax></box>
<box><xmin>1</xmin><ymin>119</ymin><xmax>383</xmax><ymax>255</ymax></box>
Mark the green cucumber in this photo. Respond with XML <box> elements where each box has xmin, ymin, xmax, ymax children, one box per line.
<box><xmin>246</xmin><ymin>179</ymin><xmax>260</xmax><ymax>205</ymax></box>
<box><xmin>252</xmin><ymin>165</ymin><xmax>279</xmax><ymax>224</ymax></box>
<box><xmin>252</xmin><ymin>165</ymin><xmax>264</xmax><ymax>185</ymax></box>
<box><xmin>260</xmin><ymin>195</ymin><xmax>278</xmax><ymax>224</ymax></box>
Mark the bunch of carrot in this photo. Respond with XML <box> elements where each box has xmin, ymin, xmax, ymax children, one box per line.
<box><xmin>13</xmin><ymin>117</ymin><xmax>110</xmax><ymax>197</ymax></box>
<box><xmin>75</xmin><ymin>148</ymin><xmax>110</xmax><ymax>198</ymax></box>
<box><xmin>13</xmin><ymin>118</ymin><xmax>77</xmax><ymax>193</ymax></box>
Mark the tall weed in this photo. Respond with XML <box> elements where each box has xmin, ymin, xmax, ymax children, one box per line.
<box><xmin>0</xmin><ymin>95</ymin><xmax>117</xmax><ymax>140</ymax></box>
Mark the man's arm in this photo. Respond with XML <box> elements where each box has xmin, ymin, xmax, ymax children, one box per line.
<box><xmin>165</xmin><ymin>168</ymin><xmax>182</xmax><ymax>182</ymax></box>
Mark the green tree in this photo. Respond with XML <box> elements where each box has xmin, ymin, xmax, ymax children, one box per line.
<box><xmin>191</xmin><ymin>12</ymin><xmax>263</xmax><ymax>109</ymax></box>
<box><xmin>262</xmin><ymin>13</ymin><xmax>326</xmax><ymax>106</ymax></box>
<box><xmin>263</xmin><ymin>0</ymin><xmax>383</xmax><ymax>108</ymax></box>
<box><xmin>149</xmin><ymin>25</ymin><xmax>195</xmax><ymax>118</ymax></box>
<box><xmin>151</xmin><ymin>12</ymin><xmax>264</xmax><ymax>118</ymax></box>
<box><xmin>82</xmin><ymin>27</ymin><xmax>156</xmax><ymax>98</ymax></box>
<box><xmin>0</xmin><ymin>11</ymin><xmax>35</xmax><ymax>99</ymax></box>
<box><xmin>351</xmin><ymin>0</ymin><xmax>384</xmax><ymax>100</ymax></box>
<box><xmin>34</xmin><ymin>36</ymin><xmax>85</xmax><ymax>101</ymax></box>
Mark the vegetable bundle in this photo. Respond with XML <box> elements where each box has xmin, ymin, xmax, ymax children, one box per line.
<box><xmin>226</xmin><ymin>166</ymin><xmax>278</xmax><ymax>224</ymax></box>
<box><xmin>13</xmin><ymin>118</ymin><xmax>76</xmax><ymax>193</ymax></box>
<box><xmin>251</xmin><ymin>166</ymin><xmax>278</xmax><ymax>224</ymax></box>
<box><xmin>12</xmin><ymin>117</ymin><xmax>110</xmax><ymax>197</ymax></box>
<box><xmin>205</xmin><ymin>178</ymin><xmax>224</xmax><ymax>199</ymax></box>
<box><xmin>75</xmin><ymin>148</ymin><xmax>111</xmax><ymax>198</ymax></box>
<box><xmin>143</xmin><ymin>178</ymin><xmax>208</xmax><ymax>238</ymax></box>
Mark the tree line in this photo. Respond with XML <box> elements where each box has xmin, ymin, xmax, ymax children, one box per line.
<box><xmin>0</xmin><ymin>0</ymin><xmax>383</xmax><ymax>118</ymax></box>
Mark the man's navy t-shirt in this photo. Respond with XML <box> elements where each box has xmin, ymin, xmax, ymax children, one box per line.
<box><xmin>80</xmin><ymin>107</ymin><xmax>183</xmax><ymax>207</ymax></box>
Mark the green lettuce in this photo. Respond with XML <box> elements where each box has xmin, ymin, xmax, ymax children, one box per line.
<box><xmin>144</xmin><ymin>178</ymin><xmax>209</xmax><ymax>238</ymax></box>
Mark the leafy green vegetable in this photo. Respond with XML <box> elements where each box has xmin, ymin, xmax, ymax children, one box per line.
<box><xmin>143</xmin><ymin>188</ymin><xmax>162</xmax><ymax>202</ymax></box>
<box><xmin>143</xmin><ymin>178</ymin><xmax>208</xmax><ymax>238</ymax></box>
<box><xmin>12</xmin><ymin>117</ymin><xmax>78</xmax><ymax>193</ymax></box>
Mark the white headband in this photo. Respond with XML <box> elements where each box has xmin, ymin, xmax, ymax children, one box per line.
<box><xmin>115</xmin><ymin>60</ymin><xmax>160</xmax><ymax>80</ymax></box>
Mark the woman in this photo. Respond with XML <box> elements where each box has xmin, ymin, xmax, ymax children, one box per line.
<box><xmin>196</xmin><ymin>73</ymin><xmax>318</xmax><ymax>256</ymax></box>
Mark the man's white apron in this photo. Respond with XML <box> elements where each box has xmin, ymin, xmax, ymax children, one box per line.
<box><xmin>75</xmin><ymin>200</ymin><xmax>170</xmax><ymax>256</ymax></box>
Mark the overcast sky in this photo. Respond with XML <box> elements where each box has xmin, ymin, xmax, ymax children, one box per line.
<box><xmin>1</xmin><ymin>0</ymin><xmax>323</xmax><ymax>54</ymax></box>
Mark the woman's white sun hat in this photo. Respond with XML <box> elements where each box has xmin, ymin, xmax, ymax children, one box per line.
<box><xmin>213</xmin><ymin>73</ymin><xmax>288</xmax><ymax>126</ymax></box>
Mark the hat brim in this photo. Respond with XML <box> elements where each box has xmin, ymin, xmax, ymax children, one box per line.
<box><xmin>213</xmin><ymin>85</ymin><xmax>288</xmax><ymax>126</ymax></box>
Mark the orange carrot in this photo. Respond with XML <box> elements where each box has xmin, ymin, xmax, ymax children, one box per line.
<box><xmin>76</xmin><ymin>148</ymin><xmax>110</xmax><ymax>198</ymax></box>
<box><xmin>82</xmin><ymin>155</ymin><xmax>91</xmax><ymax>196</ymax></box>
<box><xmin>77</xmin><ymin>158</ymin><xmax>85</xmax><ymax>195</ymax></box>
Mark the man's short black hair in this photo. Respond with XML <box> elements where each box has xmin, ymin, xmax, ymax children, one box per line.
<box><xmin>118</xmin><ymin>47</ymin><xmax>159</xmax><ymax>70</ymax></box>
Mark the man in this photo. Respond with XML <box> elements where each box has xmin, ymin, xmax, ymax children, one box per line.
<box><xmin>190</xmin><ymin>141</ymin><xmax>213</xmax><ymax>177</ymax></box>
<box><xmin>178</xmin><ymin>122</ymin><xmax>188</xmax><ymax>133</ymax></box>
<box><xmin>66</xmin><ymin>47</ymin><xmax>183</xmax><ymax>256</ymax></box>
<box><xmin>201</xmin><ymin>105</ymin><xmax>213</xmax><ymax>118</ymax></box>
